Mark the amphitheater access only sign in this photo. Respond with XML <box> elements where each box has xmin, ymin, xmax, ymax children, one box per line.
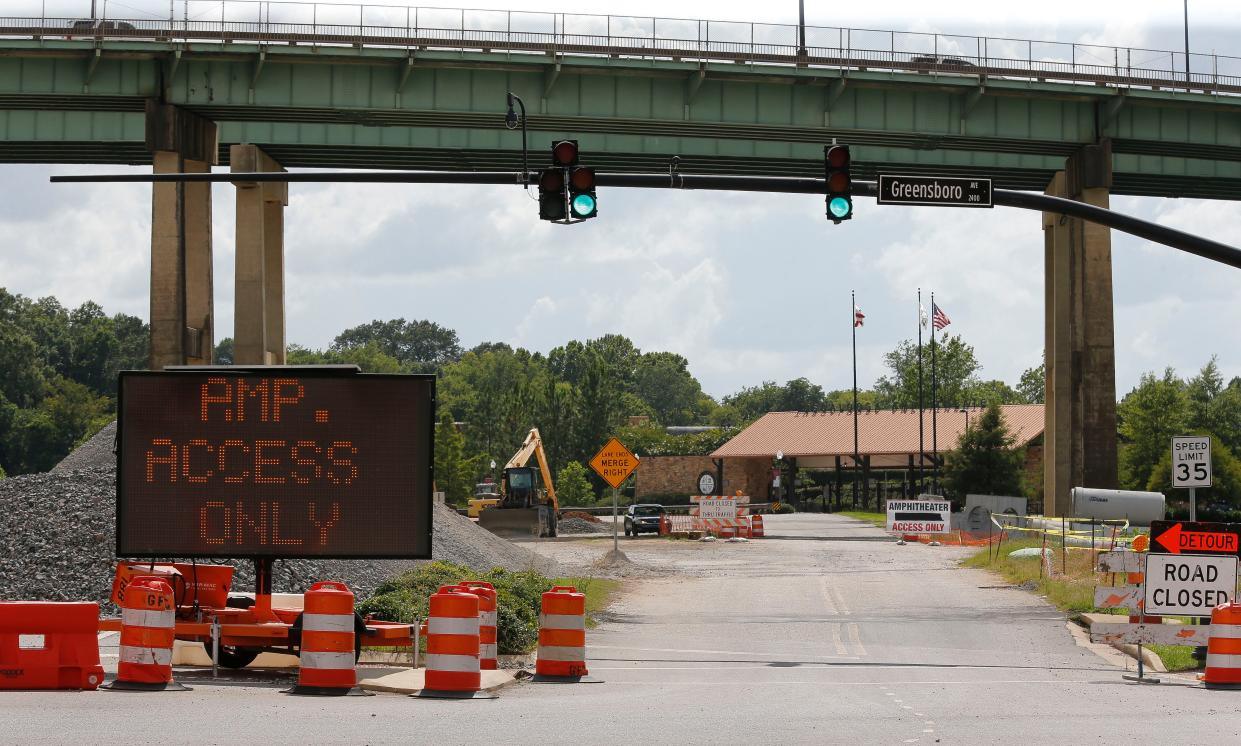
<box><xmin>885</xmin><ymin>498</ymin><xmax>952</xmax><ymax>534</ymax></box>
<box><xmin>116</xmin><ymin>369</ymin><xmax>434</xmax><ymax>559</ymax></box>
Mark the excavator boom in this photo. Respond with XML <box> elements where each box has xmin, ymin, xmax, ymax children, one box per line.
<box><xmin>477</xmin><ymin>427</ymin><xmax>559</xmax><ymax>537</ymax></box>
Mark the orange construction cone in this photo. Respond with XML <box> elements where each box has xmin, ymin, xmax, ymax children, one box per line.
<box><xmin>459</xmin><ymin>581</ymin><xmax>498</xmax><ymax>670</ymax></box>
<box><xmin>105</xmin><ymin>576</ymin><xmax>189</xmax><ymax>691</ymax></box>
<box><xmin>287</xmin><ymin>581</ymin><xmax>370</xmax><ymax>696</ymax></box>
<box><xmin>415</xmin><ymin>585</ymin><xmax>495</xmax><ymax>699</ymax></box>
<box><xmin>533</xmin><ymin>586</ymin><xmax>600</xmax><ymax>683</ymax></box>
<box><xmin>751</xmin><ymin>515</ymin><xmax>765</xmax><ymax>538</ymax></box>
<box><xmin>1204</xmin><ymin>602</ymin><xmax>1241</xmax><ymax>689</ymax></box>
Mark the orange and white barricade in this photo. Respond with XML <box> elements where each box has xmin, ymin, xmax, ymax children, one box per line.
<box><xmin>289</xmin><ymin>581</ymin><xmax>368</xmax><ymax>696</ymax></box>
<box><xmin>751</xmin><ymin>515</ymin><xmax>765</xmax><ymax>538</ymax></box>
<box><xmin>534</xmin><ymin>586</ymin><xmax>598</xmax><ymax>683</ymax></box>
<box><xmin>1204</xmin><ymin>602</ymin><xmax>1241</xmax><ymax>688</ymax></box>
<box><xmin>0</xmin><ymin>601</ymin><xmax>104</xmax><ymax>690</ymax></box>
<box><xmin>417</xmin><ymin>585</ymin><xmax>495</xmax><ymax>698</ymax></box>
<box><xmin>460</xmin><ymin>581</ymin><xmax>498</xmax><ymax>670</ymax></box>
<box><xmin>106</xmin><ymin>576</ymin><xmax>188</xmax><ymax>691</ymax></box>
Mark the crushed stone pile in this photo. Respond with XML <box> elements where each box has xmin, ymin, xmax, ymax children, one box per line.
<box><xmin>558</xmin><ymin>517</ymin><xmax>611</xmax><ymax>535</ymax></box>
<box><xmin>2</xmin><ymin>425</ymin><xmax>556</xmax><ymax>607</ymax></box>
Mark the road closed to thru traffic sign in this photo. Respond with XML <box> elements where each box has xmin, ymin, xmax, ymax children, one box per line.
<box><xmin>1143</xmin><ymin>553</ymin><xmax>1238</xmax><ymax>616</ymax></box>
<box><xmin>885</xmin><ymin>499</ymin><xmax>951</xmax><ymax>534</ymax></box>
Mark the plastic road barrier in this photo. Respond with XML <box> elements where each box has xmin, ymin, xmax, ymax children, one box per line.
<box><xmin>536</xmin><ymin>586</ymin><xmax>588</xmax><ymax>680</ymax></box>
<box><xmin>423</xmin><ymin>585</ymin><xmax>481</xmax><ymax>694</ymax></box>
<box><xmin>108</xmin><ymin>576</ymin><xmax>188</xmax><ymax>691</ymax></box>
<box><xmin>289</xmin><ymin>580</ymin><xmax>367</xmax><ymax>696</ymax></box>
<box><xmin>460</xmin><ymin>581</ymin><xmax>498</xmax><ymax>670</ymax></box>
<box><xmin>1204</xmin><ymin>602</ymin><xmax>1241</xmax><ymax>689</ymax></box>
<box><xmin>751</xmin><ymin>515</ymin><xmax>765</xmax><ymax>538</ymax></box>
<box><xmin>0</xmin><ymin>601</ymin><xmax>104</xmax><ymax>690</ymax></box>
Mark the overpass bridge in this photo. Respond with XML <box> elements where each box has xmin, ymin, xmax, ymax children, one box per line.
<box><xmin>3</xmin><ymin>2</ymin><xmax>1241</xmax><ymax>516</ymax></box>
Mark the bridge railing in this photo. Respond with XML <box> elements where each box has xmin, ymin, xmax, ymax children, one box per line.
<box><xmin>3</xmin><ymin>1</ymin><xmax>1240</xmax><ymax>96</ymax></box>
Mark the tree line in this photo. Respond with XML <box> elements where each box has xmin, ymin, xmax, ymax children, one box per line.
<box><xmin>7</xmin><ymin>288</ymin><xmax>1231</xmax><ymax>514</ymax></box>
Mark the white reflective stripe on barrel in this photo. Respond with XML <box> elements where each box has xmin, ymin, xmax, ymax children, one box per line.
<box><xmin>480</xmin><ymin>611</ymin><xmax>497</xmax><ymax>627</ymax></box>
<box><xmin>303</xmin><ymin>613</ymin><xmax>355</xmax><ymax>633</ymax></box>
<box><xmin>1207</xmin><ymin>653</ymin><xmax>1241</xmax><ymax>669</ymax></box>
<box><xmin>480</xmin><ymin>644</ymin><xmax>498</xmax><ymax>659</ymax></box>
<box><xmin>300</xmin><ymin>651</ymin><xmax>356</xmax><ymax>670</ymax></box>
<box><xmin>537</xmin><ymin>645</ymin><xmax>586</xmax><ymax>662</ymax></box>
<box><xmin>119</xmin><ymin>645</ymin><xmax>173</xmax><ymax>666</ymax></box>
<box><xmin>539</xmin><ymin>613</ymin><xmax>585</xmax><ymax>630</ymax></box>
<box><xmin>1210</xmin><ymin>625</ymin><xmax>1241</xmax><ymax>639</ymax></box>
<box><xmin>425</xmin><ymin>653</ymin><xmax>480</xmax><ymax>673</ymax></box>
<box><xmin>428</xmin><ymin>616</ymin><xmax>479</xmax><ymax>636</ymax></box>
<box><xmin>121</xmin><ymin>608</ymin><xmax>175</xmax><ymax>629</ymax></box>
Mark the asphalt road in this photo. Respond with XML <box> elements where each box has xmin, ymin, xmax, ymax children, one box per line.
<box><xmin>5</xmin><ymin>514</ymin><xmax>1241</xmax><ymax>744</ymax></box>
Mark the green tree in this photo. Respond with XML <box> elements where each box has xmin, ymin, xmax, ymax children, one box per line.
<box><xmin>332</xmin><ymin>318</ymin><xmax>462</xmax><ymax>371</ymax></box>
<box><xmin>963</xmin><ymin>379</ymin><xmax>1020</xmax><ymax>406</ymax></box>
<box><xmin>634</xmin><ymin>351</ymin><xmax>703</xmax><ymax>426</ymax></box>
<box><xmin>434</xmin><ymin>411</ymin><xmax>476</xmax><ymax>506</ymax></box>
<box><xmin>1018</xmin><ymin>361</ymin><xmax>1045</xmax><ymax>404</ymax></box>
<box><xmin>721</xmin><ymin>378</ymin><xmax>829</xmax><ymax>420</ymax></box>
<box><xmin>214</xmin><ymin>337</ymin><xmax>234</xmax><ymax>365</ymax></box>
<box><xmin>555</xmin><ymin>461</ymin><xmax>596</xmax><ymax>507</ymax></box>
<box><xmin>1118</xmin><ymin>368</ymin><xmax>1189</xmax><ymax>491</ymax></box>
<box><xmin>942</xmin><ymin>402</ymin><xmax>1024</xmax><ymax>500</ymax></box>
<box><xmin>874</xmin><ymin>334</ymin><xmax>984</xmax><ymax>409</ymax></box>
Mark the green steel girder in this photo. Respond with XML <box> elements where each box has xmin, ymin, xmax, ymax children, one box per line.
<box><xmin>1</xmin><ymin>40</ymin><xmax>1241</xmax><ymax>198</ymax></box>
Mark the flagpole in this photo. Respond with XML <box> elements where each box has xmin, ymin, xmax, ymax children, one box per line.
<box><xmin>931</xmin><ymin>291</ymin><xmax>939</xmax><ymax>494</ymax></box>
<box><xmin>852</xmin><ymin>290</ymin><xmax>860</xmax><ymax>512</ymax></box>
<box><xmin>917</xmin><ymin>288</ymin><xmax>925</xmax><ymax>495</ymax></box>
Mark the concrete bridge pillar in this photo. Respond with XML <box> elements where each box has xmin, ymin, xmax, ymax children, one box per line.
<box><xmin>230</xmin><ymin>144</ymin><xmax>288</xmax><ymax>365</ymax></box>
<box><xmin>1041</xmin><ymin>142</ymin><xmax>1119</xmax><ymax>517</ymax></box>
<box><xmin>146</xmin><ymin>103</ymin><xmax>217</xmax><ymax>370</ymax></box>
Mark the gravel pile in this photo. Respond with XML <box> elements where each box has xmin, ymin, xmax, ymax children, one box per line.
<box><xmin>559</xmin><ymin>517</ymin><xmax>610</xmax><ymax>535</ymax></box>
<box><xmin>1</xmin><ymin>428</ymin><xmax>556</xmax><ymax>606</ymax></box>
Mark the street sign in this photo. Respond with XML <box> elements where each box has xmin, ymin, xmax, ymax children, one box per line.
<box><xmin>885</xmin><ymin>498</ymin><xmax>951</xmax><ymax>534</ymax></box>
<box><xmin>698</xmin><ymin>497</ymin><xmax>737</xmax><ymax>521</ymax></box>
<box><xmin>589</xmin><ymin>437</ymin><xmax>639</xmax><ymax>489</ymax></box>
<box><xmin>1172</xmin><ymin>435</ymin><xmax>1212</xmax><ymax>488</ymax></box>
<box><xmin>696</xmin><ymin>471</ymin><xmax>716</xmax><ymax>495</ymax></box>
<box><xmin>1143</xmin><ymin>553</ymin><xmax>1238</xmax><ymax>616</ymax></box>
<box><xmin>1150</xmin><ymin>520</ymin><xmax>1241</xmax><ymax>556</ymax></box>
<box><xmin>876</xmin><ymin>175</ymin><xmax>993</xmax><ymax>208</ymax></box>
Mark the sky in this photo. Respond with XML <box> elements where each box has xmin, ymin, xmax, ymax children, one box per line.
<box><xmin>3</xmin><ymin>1</ymin><xmax>1241</xmax><ymax>401</ymax></box>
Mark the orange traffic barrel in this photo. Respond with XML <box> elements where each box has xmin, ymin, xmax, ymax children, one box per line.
<box><xmin>1204</xmin><ymin>602</ymin><xmax>1241</xmax><ymax>688</ymax></box>
<box><xmin>534</xmin><ymin>586</ymin><xmax>599</xmax><ymax>683</ymax></box>
<box><xmin>0</xmin><ymin>601</ymin><xmax>104</xmax><ymax>690</ymax></box>
<box><xmin>106</xmin><ymin>576</ymin><xmax>188</xmax><ymax>692</ymax></box>
<box><xmin>288</xmin><ymin>581</ymin><xmax>369</xmax><ymax>696</ymax></box>
<box><xmin>751</xmin><ymin>515</ymin><xmax>765</xmax><ymax>538</ymax></box>
<box><xmin>460</xmin><ymin>581</ymin><xmax>499</xmax><ymax>670</ymax></box>
<box><xmin>416</xmin><ymin>585</ymin><xmax>495</xmax><ymax>699</ymax></box>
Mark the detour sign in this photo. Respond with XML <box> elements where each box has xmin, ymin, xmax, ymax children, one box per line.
<box><xmin>589</xmin><ymin>437</ymin><xmax>639</xmax><ymax>489</ymax></box>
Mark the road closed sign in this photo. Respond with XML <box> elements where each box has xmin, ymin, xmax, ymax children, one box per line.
<box><xmin>1172</xmin><ymin>435</ymin><xmax>1212</xmax><ymax>488</ymax></box>
<box><xmin>698</xmin><ymin>498</ymin><xmax>737</xmax><ymax>521</ymax></box>
<box><xmin>1143</xmin><ymin>553</ymin><xmax>1238</xmax><ymax>616</ymax></box>
<box><xmin>886</xmin><ymin>499</ymin><xmax>951</xmax><ymax>534</ymax></box>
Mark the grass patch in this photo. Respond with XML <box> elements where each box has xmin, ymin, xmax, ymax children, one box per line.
<box><xmin>557</xmin><ymin>576</ymin><xmax>622</xmax><ymax>629</ymax></box>
<box><xmin>839</xmin><ymin>511</ymin><xmax>886</xmax><ymax>528</ymax></box>
<box><xmin>963</xmin><ymin>540</ymin><xmax>1203</xmax><ymax>670</ymax></box>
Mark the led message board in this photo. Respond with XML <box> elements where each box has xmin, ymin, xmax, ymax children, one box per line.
<box><xmin>117</xmin><ymin>369</ymin><xmax>433</xmax><ymax>558</ymax></box>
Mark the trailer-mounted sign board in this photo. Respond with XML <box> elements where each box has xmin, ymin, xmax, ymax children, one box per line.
<box><xmin>885</xmin><ymin>498</ymin><xmax>951</xmax><ymax>534</ymax></box>
<box><xmin>117</xmin><ymin>369</ymin><xmax>434</xmax><ymax>559</ymax></box>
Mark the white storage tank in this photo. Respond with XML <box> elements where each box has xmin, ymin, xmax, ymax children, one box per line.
<box><xmin>1070</xmin><ymin>487</ymin><xmax>1165</xmax><ymax>526</ymax></box>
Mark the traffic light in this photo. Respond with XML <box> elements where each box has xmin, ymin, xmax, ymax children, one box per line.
<box><xmin>538</xmin><ymin>140</ymin><xmax>596</xmax><ymax>223</ymax></box>
<box><xmin>825</xmin><ymin>144</ymin><xmax>852</xmax><ymax>223</ymax></box>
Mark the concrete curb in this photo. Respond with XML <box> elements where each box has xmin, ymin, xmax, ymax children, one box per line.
<box><xmin>358</xmin><ymin>667</ymin><xmax>517</xmax><ymax>695</ymax></box>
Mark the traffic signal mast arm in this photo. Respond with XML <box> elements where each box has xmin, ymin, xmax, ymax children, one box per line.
<box><xmin>50</xmin><ymin>171</ymin><xmax>1241</xmax><ymax>269</ymax></box>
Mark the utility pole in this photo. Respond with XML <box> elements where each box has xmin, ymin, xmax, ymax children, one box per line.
<box><xmin>92</xmin><ymin>1</ymin><xmax>97</xmax><ymax>20</ymax></box>
<box><xmin>1184</xmin><ymin>0</ymin><xmax>1191</xmax><ymax>86</ymax></box>
<box><xmin>797</xmin><ymin>0</ymin><xmax>807</xmax><ymax>56</ymax></box>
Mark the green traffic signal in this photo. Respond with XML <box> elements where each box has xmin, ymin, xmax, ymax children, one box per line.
<box><xmin>571</xmin><ymin>193</ymin><xmax>597</xmax><ymax>218</ymax></box>
<box><xmin>828</xmin><ymin>196</ymin><xmax>852</xmax><ymax>220</ymax></box>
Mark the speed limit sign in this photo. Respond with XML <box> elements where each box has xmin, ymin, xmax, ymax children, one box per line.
<box><xmin>1172</xmin><ymin>435</ymin><xmax>1212</xmax><ymax>488</ymax></box>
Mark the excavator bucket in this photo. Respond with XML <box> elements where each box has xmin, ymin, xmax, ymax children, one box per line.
<box><xmin>476</xmin><ymin>506</ymin><xmax>557</xmax><ymax>538</ymax></box>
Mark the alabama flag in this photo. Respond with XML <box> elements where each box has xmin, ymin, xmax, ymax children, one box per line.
<box><xmin>854</xmin><ymin>304</ymin><xmax>865</xmax><ymax>328</ymax></box>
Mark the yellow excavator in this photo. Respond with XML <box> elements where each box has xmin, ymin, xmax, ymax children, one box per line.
<box><xmin>471</xmin><ymin>428</ymin><xmax>559</xmax><ymax>538</ymax></box>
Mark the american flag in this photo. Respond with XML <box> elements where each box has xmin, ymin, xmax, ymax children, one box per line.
<box><xmin>854</xmin><ymin>304</ymin><xmax>865</xmax><ymax>328</ymax></box>
<box><xmin>932</xmin><ymin>303</ymin><xmax>951</xmax><ymax>331</ymax></box>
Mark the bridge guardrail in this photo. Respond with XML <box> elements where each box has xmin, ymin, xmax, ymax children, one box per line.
<box><xmin>1</xmin><ymin>2</ymin><xmax>1239</xmax><ymax>97</ymax></box>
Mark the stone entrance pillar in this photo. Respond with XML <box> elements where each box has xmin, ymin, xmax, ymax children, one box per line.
<box><xmin>230</xmin><ymin>144</ymin><xmax>288</xmax><ymax>366</ymax></box>
<box><xmin>1041</xmin><ymin>142</ymin><xmax>1119</xmax><ymax>516</ymax></box>
<box><xmin>146</xmin><ymin>103</ymin><xmax>217</xmax><ymax>370</ymax></box>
